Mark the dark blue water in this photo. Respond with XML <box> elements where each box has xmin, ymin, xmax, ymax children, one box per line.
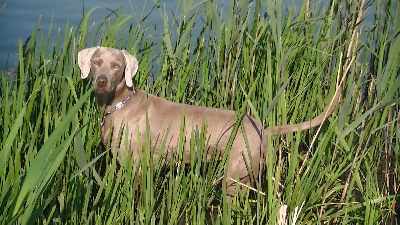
<box><xmin>0</xmin><ymin>0</ymin><xmax>374</xmax><ymax>71</ymax></box>
<box><xmin>0</xmin><ymin>0</ymin><xmax>171</xmax><ymax>70</ymax></box>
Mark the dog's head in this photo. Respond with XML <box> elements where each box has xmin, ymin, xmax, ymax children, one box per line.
<box><xmin>78</xmin><ymin>47</ymin><xmax>139</xmax><ymax>93</ymax></box>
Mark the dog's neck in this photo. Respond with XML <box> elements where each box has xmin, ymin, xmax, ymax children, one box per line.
<box><xmin>96</xmin><ymin>79</ymin><xmax>136</xmax><ymax>110</ymax></box>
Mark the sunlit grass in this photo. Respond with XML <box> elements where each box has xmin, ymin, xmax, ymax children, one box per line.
<box><xmin>0</xmin><ymin>0</ymin><xmax>399</xmax><ymax>224</ymax></box>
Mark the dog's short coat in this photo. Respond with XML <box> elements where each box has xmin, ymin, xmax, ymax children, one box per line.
<box><xmin>78</xmin><ymin>47</ymin><xmax>340</xmax><ymax>195</ymax></box>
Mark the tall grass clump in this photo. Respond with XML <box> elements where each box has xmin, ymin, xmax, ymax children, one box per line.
<box><xmin>0</xmin><ymin>0</ymin><xmax>399</xmax><ymax>224</ymax></box>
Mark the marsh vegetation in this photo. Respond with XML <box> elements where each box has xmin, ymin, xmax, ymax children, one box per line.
<box><xmin>0</xmin><ymin>0</ymin><xmax>399</xmax><ymax>224</ymax></box>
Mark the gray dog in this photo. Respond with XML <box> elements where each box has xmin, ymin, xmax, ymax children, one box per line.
<box><xmin>78</xmin><ymin>46</ymin><xmax>340</xmax><ymax>195</ymax></box>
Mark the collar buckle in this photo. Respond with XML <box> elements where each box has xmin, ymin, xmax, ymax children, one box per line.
<box><xmin>100</xmin><ymin>89</ymin><xmax>136</xmax><ymax>127</ymax></box>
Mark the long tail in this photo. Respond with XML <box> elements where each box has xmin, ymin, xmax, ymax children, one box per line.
<box><xmin>267</xmin><ymin>87</ymin><xmax>341</xmax><ymax>136</ymax></box>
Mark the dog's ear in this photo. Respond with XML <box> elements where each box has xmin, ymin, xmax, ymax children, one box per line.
<box><xmin>78</xmin><ymin>47</ymin><xmax>99</xmax><ymax>79</ymax></box>
<box><xmin>121</xmin><ymin>50</ymin><xmax>139</xmax><ymax>87</ymax></box>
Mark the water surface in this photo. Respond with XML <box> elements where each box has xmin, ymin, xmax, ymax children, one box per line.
<box><xmin>0</xmin><ymin>0</ymin><xmax>373</xmax><ymax>71</ymax></box>
<box><xmin>0</xmin><ymin>0</ymin><xmax>167</xmax><ymax>70</ymax></box>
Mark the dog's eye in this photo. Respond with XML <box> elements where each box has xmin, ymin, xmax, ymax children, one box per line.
<box><xmin>93</xmin><ymin>60</ymin><xmax>99</xmax><ymax>65</ymax></box>
<box><xmin>111</xmin><ymin>62</ymin><xmax>121</xmax><ymax>68</ymax></box>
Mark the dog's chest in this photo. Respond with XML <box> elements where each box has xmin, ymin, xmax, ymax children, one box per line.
<box><xmin>100</xmin><ymin>114</ymin><xmax>144</xmax><ymax>148</ymax></box>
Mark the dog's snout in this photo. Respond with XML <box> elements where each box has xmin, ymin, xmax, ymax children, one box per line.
<box><xmin>96</xmin><ymin>75</ymin><xmax>108</xmax><ymax>87</ymax></box>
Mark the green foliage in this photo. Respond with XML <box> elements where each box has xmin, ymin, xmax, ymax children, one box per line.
<box><xmin>0</xmin><ymin>0</ymin><xmax>399</xmax><ymax>224</ymax></box>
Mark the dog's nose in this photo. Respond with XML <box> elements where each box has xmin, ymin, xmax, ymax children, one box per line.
<box><xmin>96</xmin><ymin>75</ymin><xmax>108</xmax><ymax>87</ymax></box>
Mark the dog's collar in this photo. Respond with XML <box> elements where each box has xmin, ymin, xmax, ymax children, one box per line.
<box><xmin>101</xmin><ymin>89</ymin><xmax>136</xmax><ymax>127</ymax></box>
